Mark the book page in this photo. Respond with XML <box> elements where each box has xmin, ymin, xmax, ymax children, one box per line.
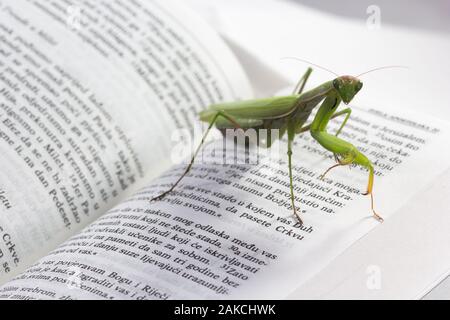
<box><xmin>0</xmin><ymin>103</ymin><xmax>448</xmax><ymax>299</ymax></box>
<box><xmin>0</xmin><ymin>0</ymin><xmax>251</xmax><ymax>284</ymax></box>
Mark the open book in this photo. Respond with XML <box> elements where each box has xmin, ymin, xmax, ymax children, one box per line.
<box><xmin>0</xmin><ymin>0</ymin><xmax>449</xmax><ymax>299</ymax></box>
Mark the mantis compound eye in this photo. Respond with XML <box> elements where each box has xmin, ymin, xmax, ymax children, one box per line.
<box><xmin>333</xmin><ymin>79</ymin><xmax>340</xmax><ymax>89</ymax></box>
<box><xmin>356</xmin><ymin>82</ymin><xmax>363</xmax><ymax>91</ymax></box>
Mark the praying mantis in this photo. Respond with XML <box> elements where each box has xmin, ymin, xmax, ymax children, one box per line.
<box><xmin>152</xmin><ymin>63</ymin><xmax>395</xmax><ymax>224</ymax></box>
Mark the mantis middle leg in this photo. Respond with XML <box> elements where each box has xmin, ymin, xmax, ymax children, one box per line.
<box><xmin>151</xmin><ymin>110</ymin><xmax>241</xmax><ymax>201</ymax></box>
<box><xmin>287</xmin><ymin>121</ymin><xmax>303</xmax><ymax>224</ymax></box>
<box><xmin>296</xmin><ymin>108</ymin><xmax>352</xmax><ymax>135</ymax></box>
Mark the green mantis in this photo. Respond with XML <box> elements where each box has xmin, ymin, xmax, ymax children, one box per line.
<box><xmin>152</xmin><ymin>66</ymin><xmax>385</xmax><ymax>224</ymax></box>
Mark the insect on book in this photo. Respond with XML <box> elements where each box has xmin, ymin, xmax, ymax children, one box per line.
<box><xmin>0</xmin><ymin>0</ymin><xmax>449</xmax><ymax>300</ymax></box>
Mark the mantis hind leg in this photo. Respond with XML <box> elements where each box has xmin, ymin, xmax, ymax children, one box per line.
<box><xmin>292</xmin><ymin>67</ymin><xmax>313</xmax><ymax>95</ymax></box>
<box><xmin>151</xmin><ymin>110</ymin><xmax>241</xmax><ymax>202</ymax></box>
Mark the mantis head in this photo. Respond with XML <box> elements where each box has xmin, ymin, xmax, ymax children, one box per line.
<box><xmin>281</xmin><ymin>57</ymin><xmax>406</xmax><ymax>105</ymax></box>
<box><xmin>333</xmin><ymin>76</ymin><xmax>363</xmax><ymax>104</ymax></box>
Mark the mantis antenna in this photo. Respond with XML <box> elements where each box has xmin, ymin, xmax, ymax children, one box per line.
<box><xmin>356</xmin><ymin>65</ymin><xmax>409</xmax><ymax>78</ymax></box>
<box><xmin>281</xmin><ymin>57</ymin><xmax>408</xmax><ymax>79</ymax></box>
<box><xmin>280</xmin><ymin>57</ymin><xmax>339</xmax><ymax>77</ymax></box>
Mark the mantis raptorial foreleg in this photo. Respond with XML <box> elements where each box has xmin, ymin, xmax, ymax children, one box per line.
<box><xmin>332</xmin><ymin>107</ymin><xmax>352</xmax><ymax>164</ymax></box>
<box><xmin>151</xmin><ymin>111</ymin><xmax>241</xmax><ymax>201</ymax></box>
<box><xmin>309</xmin><ymin>94</ymin><xmax>383</xmax><ymax>221</ymax></box>
<box><xmin>319</xmin><ymin>150</ymin><xmax>356</xmax><ymax>180</ymax></box>
<box><xmin>296</xmin><ymin>107</ymin><xmax>352</xmax><ymax>163</ymax></box>
<box><xmin>312</xmin><ymin>131</ymin><xmax>381</xmax><ymax>221</ymax></box>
